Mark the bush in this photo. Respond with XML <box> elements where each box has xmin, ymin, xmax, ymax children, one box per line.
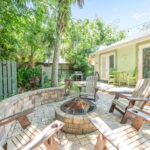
<box><xmin>58</xmin><ymin>72</ymin><xmax>73</xmax><ymax>82</ymax></box>
<box><xmin>84</xmin><ymin>70</ymin><xmax>95</xmax><ymax>80</ymax></box>
<box><xmin>17</xmin><ymin>66</ymin><xmax>42</xmax><ymax>91</ymax></box>
<box><xmin>43</xmin><ymin>76</ymin><xmax>51</xmax><ymax>88</ymax></box>
<box><xmin>109</xmin><ymin>68</ymin><xmax>117</xmax><ymax>75</ymax></box>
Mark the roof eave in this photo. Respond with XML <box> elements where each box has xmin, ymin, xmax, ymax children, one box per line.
<box><xmin>92</xmin><ymin>34</ymin><xmax>150</xmax><ymax>55</ymax></box>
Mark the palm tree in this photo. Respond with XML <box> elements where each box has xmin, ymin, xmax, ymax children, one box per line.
<box><xmin>51</xmin><ymin>0</ymin><xmax>84</xmax><ymax>87</ymax></box>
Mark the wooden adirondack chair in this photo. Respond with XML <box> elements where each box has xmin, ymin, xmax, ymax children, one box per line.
<box><xmin>0</xmin><ymin>108</ymin><xmax>64</xmax><ymax>150</ymax></box>
<box><xmin>126</xmin><ymin>73</ymin><xmax>137</xmax><ymax>86</ymax></box>
<box><xmin>109</xmin><ymin>78</ymin><xmax>150</xmax><ymax>123</ymax></box>
<box><xmin>78</xmin><ymin>76</ymin><xmax>98</xmax><ymax>101</ymax></box>
<box><xmin>91</xmin><ymin>108</ymin><xmax>150</xmax><ymax>150</ymax></box>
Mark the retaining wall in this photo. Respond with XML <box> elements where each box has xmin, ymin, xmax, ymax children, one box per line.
<box><xmin>0</xmin><ymin>87</ymin><xmax>65</xmax><ymax>146</ymax></box>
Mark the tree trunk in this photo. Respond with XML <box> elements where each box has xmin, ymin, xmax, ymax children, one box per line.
<box><xmin>51</xmin><ymin>0</ymin><xmax>67</xmax><ymax>87</ymax></box>
<box><xmin>51</xmin><ymin>0</ymin><xmax>83</xmax><ymax>87</ymax></box>
<box><xmin>51</xmin><ymin>38</ymin><xmax>61</xmax><ymax>87</ymax></box>
<box><xmin>28</xmin><ymin>55</ymin><xmax>34</xmax><ymax>69</ymax></box>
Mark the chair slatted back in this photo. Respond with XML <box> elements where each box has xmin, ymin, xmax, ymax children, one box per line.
<box><xmin>132</xmin><ymin>79</ymin><xmax>150</xmax><ymax>98</ymax></box>
<box><xmin>86</xmin><ymin>76</ymin><xmax>98</xmax><ymax>94</ymax></box>
<box><xmin>132</xmin><ymin>78</ymin><xmax>150</xmax><ymax>107</ymax></box>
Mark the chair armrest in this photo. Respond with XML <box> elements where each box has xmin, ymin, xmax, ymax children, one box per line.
<box><xmin>95</xmin><ymin>87</ymin><xmax>99</xmax><ymax>92</ymax></box>
<box><xmin>108</xmin><ymin>90</ymin><xmax>133</xmax><ymax>99</ymax></box>
<box><xmin>21</xmin><ymin>120</ymin><xmax>64</xmax><ymax>150</ymax></box>
<box><xmin>109</xmin><ymin>91</ymin><xmax>133</xmax><ymax>95</ymax></box>
<box><xmin>126</xmin><ymin>97</ymin><xmax>150</xmax><ymax>101</ymax></box>
<box><xmin>90</xmin><ymin>117</ymin><xmax>129</xmax><ymax>150</ymax></box>
<box><xmin>127</xmin><ymin>108</ymin><xmax>150</xmax><ymax>123</ymax></box>
<box><xmin>0</xmin><ymin>108</ymin><xmax>34</xmax><ymax>127</ymax></box>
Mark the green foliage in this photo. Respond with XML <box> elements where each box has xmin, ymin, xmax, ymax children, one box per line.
<box><xmin>43</xmin><ymin>76</ymin><xmax>51</xmax><ymax>88</ymax></box>
<box><xmin>1</xmin><ymin>0</ymin><xmax>127</xmax><ymax>86</ymax></box>
<box><xmin>133</xmin><ymin>67</ymin><xmax>138</xmax><ymax>77</ymax></box>
<box><xmin>109</xmin><ymin>68</ymin><xmax>117</xmax><ymax>75</ymax></box>
<box><xmin>139</xmin><ymin>22</ymin><xmax>150</xmax><ymax>31</ymax></box>
<box><xmin>0</xmin><ymin>0</ymin><xmax>57</xmax><ymax>65</ymax></box>
<box><xmin>62</xmin><ymin>18</ymin><xmax>126</xmax><ymax>76</ymax></box>
<box><xmin>58</xmin><ymin>72</ymin><xmax>73</xmax><ymax>82</ymax></box>
<box><xmin>70</xmin><ymin>83</ymin><xmax>80</xmax><ymax>91</ymax></box>
<box><xmin>84</xmin><ymin>70</ymin><xmax>95</xmax><ymax>80</ymax></box>
<box><xmin>17</xmin><ymin>66</ymin><xmax>42</xmax><ymax>90</ymax></box>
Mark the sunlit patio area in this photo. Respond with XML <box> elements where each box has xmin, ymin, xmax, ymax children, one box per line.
<box><xmin>1</xmin><ymin>1</ymin><xmax>150</xmax><ymax>149</ymax></box>
<box><xmin>5</xmin><ymin>88</ymin><xmax>150</xmax><ymax>150</ymax></box>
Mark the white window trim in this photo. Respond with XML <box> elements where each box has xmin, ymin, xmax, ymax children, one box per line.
<box><xmin>100</xmin><ymin>52</ymin><xmax>115</xmax><ymax>80</ymax></box>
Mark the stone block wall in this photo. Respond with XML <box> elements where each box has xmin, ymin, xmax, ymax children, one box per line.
<box><xmin>0</xmin><ymin>87</ymin><xmax>65</xmax><ymax>146</ymax></box>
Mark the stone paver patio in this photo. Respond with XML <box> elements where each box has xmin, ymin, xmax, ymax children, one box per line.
<box><xmin>7</xmin><ymin>90</ymin><xmax>150</xmax><ymax>150</ymax></box>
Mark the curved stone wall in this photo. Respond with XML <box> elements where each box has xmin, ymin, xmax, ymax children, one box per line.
<box><xmin>0</xmin><ymin>87</ymin><xmax>65</xmax><ymax>146</ymax></box>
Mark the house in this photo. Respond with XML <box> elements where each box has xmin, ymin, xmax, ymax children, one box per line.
<box><xmin>91</xmin><ymin>32</ymin><xmax>150</xmax><ymax>81</ymax></box>
<box><xmin>36</xmin><ymin>57</ymin><xmax>70</xmax><ymax>80</ymax></box>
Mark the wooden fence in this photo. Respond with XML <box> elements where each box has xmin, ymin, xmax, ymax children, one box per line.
<box><xmin>0</xmin><ymin>60</ymin><xmax>17</xmax><ymax>99</ymax></box>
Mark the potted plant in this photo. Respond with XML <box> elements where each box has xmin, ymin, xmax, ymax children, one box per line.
<box><xmin>64</xmin><ymin>78</ymin><xmax>73</xmax><ymax>96</ymax></box>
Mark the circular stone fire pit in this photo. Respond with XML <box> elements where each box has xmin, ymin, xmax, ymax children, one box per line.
<box><xmin>55</xmin><ymin>97</ymin><xmax>99</xmax><ymax>134</ymax></box>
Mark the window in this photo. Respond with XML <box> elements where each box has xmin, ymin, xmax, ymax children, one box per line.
<box><xmin>109</xmin><ymin>55</ymin><xmax>114</xmax><ymax>68</ymax></box>
<box><xmin>143</xmin><ymin>48</ymin><xmax>150</xmax><ymax>78</ymax></box>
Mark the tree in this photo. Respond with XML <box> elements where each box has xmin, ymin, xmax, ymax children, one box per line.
<box><xmin>51</xmin><ymin>0</ymin><xmax>84</xmax><ymax>87</ymax></box>
<box><xmin>0</xmin><ymin>0</ymin><xmax>56</xmax><ymax>68</ymax></box>
<box><xmin>61</xmin><ymin>18</ymin><xmax>126</xmax><ymax>75</ymax></box>
<box><xmin>139</xmin><ymin>22</ymin><xmax>150</xmax><ymax>31</ymax></box>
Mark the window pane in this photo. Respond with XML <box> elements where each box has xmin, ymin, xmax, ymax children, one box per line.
<box><xmin>143</xmin><ymin>48</ymin><xmax>150</xmax><ymax>78</ymax></box>
<box><xmin>109</xmin><ymin>55</ymin><xmax>114</xmax><ymax>68</ymax></box>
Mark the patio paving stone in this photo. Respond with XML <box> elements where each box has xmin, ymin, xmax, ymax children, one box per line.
<box><xmin>6</xmin><ymin>87</ymin><xmax>150</xmax><ymax>149</ymax></box>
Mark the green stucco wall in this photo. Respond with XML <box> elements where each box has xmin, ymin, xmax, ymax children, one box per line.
<box><xmin>94</xmin><ymin>55</ymin><xmax>100</xmax><ymax>73</ymax></box>
<box><xmin>93</xmin><ymin>40</ymin><xmax>150</xmax><ymax>80</ymax></box>
<box><xmin>117</xmin><ymin>44</ymin><xmax>136</xmax><ymax>73</ymax></box>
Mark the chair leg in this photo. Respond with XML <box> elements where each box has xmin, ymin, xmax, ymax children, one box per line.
<box><xmin>120</xmin><ymin>111</ymin><xmax>129</xmax><ymax>124</ymax></box>
<box><xmin>44</xmin><ymin>136</ymin><xmax>59</xmax><ymax>150</ymax></box>
<box><xmin>94</xmin><ymin>134</ymin><xmax>107</xmax><ymax>150</ymax></box>
<box><xmin>3</xmin><ymin>143</ymin><xmax>7</xmax><ymax>150</ymax></box>
<box><xmin>121</xmin><ymin>101</ymin><xmax>136</xmax><ymax>124</ymax></box>
<box><xmin>109</xmin><ymin>103</ymin><xmax>116</xmax><ymax>113</ymax></box>
<box><xmin>17</xmin><ymin>115</ymin><xmax>31</xmax><ymax>129</ymax></box>
<box><xmin>132</xmin><ymin>116</ymin><xmax>145</xmax><ymax>131</ymax></box>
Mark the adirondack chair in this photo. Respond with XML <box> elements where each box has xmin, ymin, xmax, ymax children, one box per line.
<box><xmin>126</xmin><ymin>73</ymin><xmax>137</xmax><ymax>86</ymax></box>
<box><xmin>78</xmin><ymin>76</ymin><xmax>98</xmax><ymax>101</ymax></box>
<box><xmin>90</xmin><ymin>108</ymin><xmax>150</xmax><ymax>150</ymax></box>
<box><xmin>0</xmin><ymin>108</ymin><xmax>64</xmax><ymax>150</ymax></box>
<box><xmin>109</xmin><ymin>78</ymin><xmax>150</xmax><ymax>123</ymax></box>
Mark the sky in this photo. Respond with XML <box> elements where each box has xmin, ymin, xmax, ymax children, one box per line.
<box><xmin>71</xmin><ymin>0</ymin><xmax>150</xmax><ymax>34</ymax></box>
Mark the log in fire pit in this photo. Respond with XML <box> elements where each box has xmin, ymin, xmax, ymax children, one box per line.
<box><xmin>61</xmin><ymin>97</ymin><xmax>96</xmax><ymax>115</ymax></box>
<box><xmin>56</xmin><ymin>97</ymin><xmax>98</xmax><ymax>134</ymax></box>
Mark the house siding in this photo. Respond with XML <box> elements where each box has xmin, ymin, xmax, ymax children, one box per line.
<box><xmin>117</xmin><ymin>44</ymin><xmax>137</xmax><ymax>73</ymax></box>
<box><xmin>94</xmin><ymin>55</ymin><xmax>100</xmax><ymax>73</ymax></box>
<box><xmin>92</xmin><ymin>34</ymin><xmax>150</xmax><ymax>81</ymax></box>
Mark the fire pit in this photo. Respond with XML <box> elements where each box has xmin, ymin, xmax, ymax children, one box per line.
<box><xmin>61</xmin><ymin>97</ymin><xmax>96</xmax><ymax>115</ymax></box>
<box><xmin>55</xmin><ymin>97</ymin><xmax>99</xmax><ymax>134</ymax></box>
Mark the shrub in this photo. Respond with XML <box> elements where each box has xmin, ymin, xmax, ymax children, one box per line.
<box><xmin>17</xmin><ymin>66</ymin><xmax>42</xmax><ymax>91</ymax></box>
<box><xmin>43</xmin><ymin>76</ymin><xmax>51</xmax><ymax>88</ymax></box>
<box><xmin>58</xmin><ymin>72</ymin><xmax>73</xmax><ymax>82</ymax></box>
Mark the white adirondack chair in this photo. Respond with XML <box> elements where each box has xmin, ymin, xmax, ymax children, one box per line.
<box><xmin>109</xmin><ymin>78</ymin><xmax>150</xmax><ymax>123</ymax></box>
<box><xmin>91</xmin><ymin>108</ymin><xmax>150</xmax><ymax>150</ymax></box>
<box><xmin>78</xmin><ymin>76</ymin><xmax>98</xmax><ymax>101</ymax></box>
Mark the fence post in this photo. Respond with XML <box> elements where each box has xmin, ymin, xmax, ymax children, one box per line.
<box><xmin>0</xmin><ymin>61</ymin><xmax>3</xmax><ymax>99</ymax></box>
<box><xmin>7</xmin><ymin>60</ymin><xmax>12</xmax><ymax>96</ymax></box>
<box><xmin>0</xmin><ymin>60</ymin><xmax>17</xmax><ymax>99</ymax></box>
<box><xmin>3</xmin><ymin>60</ymin><xmax>8</xmax><ymax>98</ymax></box>
<box><xmin>11</xmin><ymin>61</ymin><xmax>17</xmax><ymax>94</ymax></box>
<box><xmin>41</xmin><ymin>66</ymin><xmax>44</xmax><ymax>88</ymax></box>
